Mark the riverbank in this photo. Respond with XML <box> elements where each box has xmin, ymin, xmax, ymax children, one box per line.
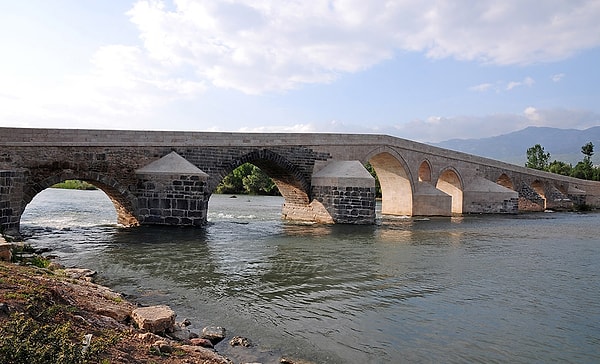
<box><xmin>0</xmin><ymin>259</ymin><xmax>239</xmax><ymax>363</ymax></box>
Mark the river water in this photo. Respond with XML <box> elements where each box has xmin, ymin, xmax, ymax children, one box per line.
<box><xmin>20</xmin><ymin>188</ymin><xmax>600</xmax><ymax>363</ymax></box>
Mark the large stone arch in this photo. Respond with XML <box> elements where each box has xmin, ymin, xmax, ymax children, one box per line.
<box><xmin>436</xmin><ymin>168</ymin><xmax>463</xmax><ymax>214</ymax></box>
<box><xmin>366</xmin><ymin>148</ymin><xmax>413</xmax><ymax>216</ymax></box>
<box><xmin>21</xmin><ymin>170</ymin><xmax>139</xmax><ymax>228</ymax></box>
<box><xmin>213</xmin><ymin>149</ymin><xmax>312</xmax><ymax>206</ymax></box>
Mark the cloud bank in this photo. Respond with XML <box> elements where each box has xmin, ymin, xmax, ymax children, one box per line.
<box><xmin>127</xmin><ymin>0</ymin><xmax>600</xmax><ymax>94</ymax></box>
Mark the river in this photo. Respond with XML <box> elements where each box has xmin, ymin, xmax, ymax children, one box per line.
<box><xmin>19</xmin><ymin>188</ymin><xmax>600</xmax><ymax>363</ymax></box>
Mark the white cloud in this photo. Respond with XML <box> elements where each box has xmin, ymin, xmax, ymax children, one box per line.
<box><xmin>506</xmin><ymin>76</ymin><xmax>535</xmax><ymax>90</ymax></box>
<box><xmin>125</xmin><ymin>0</ymin><xmax>600</xmax><ymax>94</ymax></box>
<box><xmin>469</xmin><ymin>83</ymin><xmax>494</xmax><ymax>92</ymax></box>
<box><xmin>551</xmin><ymin>73</ymin><xmax>566</xmax><ymax>82</ymax></box>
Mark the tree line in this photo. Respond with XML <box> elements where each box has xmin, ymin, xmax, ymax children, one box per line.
<box><xmin>215</xmin><ymin>163</ymin><xmax>279</xmax><ymax>195</ymax></box>
<box><xmin>526</xmin><ymin>142</ymin><xmax>600</xmax><ymax>181</ymax></box>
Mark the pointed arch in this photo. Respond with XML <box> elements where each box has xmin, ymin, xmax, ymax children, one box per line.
<box><xmin>436</xmin><ymin>168</ymin><xmax>463</xmax><ymax>214</ymax></box>
<box><xmin>496</xmin><ymin>173</ymin><xmax>514</xmax><ymax>190</ymax></box>
<box><xmin>532</xmin><ymin>180</ymin><xmax>546</xmax><ymax>209</ymax></box>
<box><xmin>418</xmin><ymin>160</ymin><xmax>432</xmax><ymax>182</ymax></box>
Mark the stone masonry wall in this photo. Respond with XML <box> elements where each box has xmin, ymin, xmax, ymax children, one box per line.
<box><xmin>136</xmin><ymin>174</ymin><xmax>208</xmax><ymax>226</ymax></box>
<box><xmin>312</xmin><ymin>185</ymin><xmax>376</xmax><ymax>224</ymax></box>
<box><xmin>0</xmin><ymin>170</ymin><xmax>25</xmax><ymax>234</ymax></box>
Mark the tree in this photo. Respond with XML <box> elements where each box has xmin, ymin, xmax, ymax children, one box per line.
<box><xmin>525</xmin><ymin>144</ymin><xmax>550</xmax><ymax>170</ymax></box>
<box><xmin>547</xmin><ymin>160</ymin><xmax>572</xmax><ymax>176</ymax></box>
<box><xmin>571</xmin><ymin>142</ymin><xmax>595</xmax><ymax>180</ymax></box>
<box><xmin>582</xmin><ymin>142</ymin><xmax>594</xmax><ymax>159</ymax></box>
<box><xmin>215</xmin><ymin>163</ymin><xmax>279</xmax><ymax>195</ymax></box>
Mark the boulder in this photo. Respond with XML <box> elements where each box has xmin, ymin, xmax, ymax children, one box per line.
<box><xmin>190</xmin><ymin>338</ymin><xmax>214</xmax><ymax>348</ymax></box>
<box><xmin>152</xmin><ymin>340</ymin><xmax>173</xmax><ymax>353</ymax></box>
<box><xmin>0</xmin><ymin>242</ymin><xmax>12</xmax><ymax>262</ymax></box>
<box><xmin>229</xmin><ymin>336</ymin><xmax>251</xmax><ymax>347</ymax></box>
<box><xmin>202</xmin><ymin>326</ymin><xmax>226</xmax><ymax>343</ymax></box>
<box><xmin>64</xmin><ymin>268</ymin><xmax>97</xmax><ymax>282</ymax></box>
<box><xmin>132</xmin><ymin>305</ymin><xmax>176</xmax><ymax>333</ymax></box>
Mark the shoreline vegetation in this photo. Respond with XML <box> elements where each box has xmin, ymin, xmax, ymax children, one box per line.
<box><xmin>0</xmin><ymin>238</ymin><xmax>312</xmax><ymax>364</ymax></box>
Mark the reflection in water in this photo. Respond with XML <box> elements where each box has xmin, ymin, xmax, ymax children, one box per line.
<box><xmin>19</xmin><ymin>189</ymin><xmax>600</xmax><ymax>364</ymax></box>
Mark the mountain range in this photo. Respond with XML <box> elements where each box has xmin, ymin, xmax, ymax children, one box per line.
<box><xmin>432</xmin><ymin>126</ymin><xmax>600</xmax><ymax>166</ymax></box>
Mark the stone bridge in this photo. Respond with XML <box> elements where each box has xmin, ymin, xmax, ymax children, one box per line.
<box><xmin>1</xmin><ymin>127</ymin><xmax>599</xmax><ymax>235</ymax></box>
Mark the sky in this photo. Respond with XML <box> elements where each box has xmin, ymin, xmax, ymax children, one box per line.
<box><xmin>1</xmin><ymin>0</ymin><xmax>599</xmax><ymax>143</ymax></box>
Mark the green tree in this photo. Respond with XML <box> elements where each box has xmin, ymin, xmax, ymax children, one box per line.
<box><xmin>215</xmin><ymin>163</ymin><xmax>279</xmax><ymax>195</ymax></box>
<box><xmin>242</xmin><ymin>164</ymin><xmax>278</xmax><ymax>195</ymax></box>
<box><xmin>364</xmin><ymin>162</ymin><xmax>382</xmax><ymax>197</ymax></box>
<box><xmin>525</xmin><ymin>144</ymin><xmax>550</xmax><ymax>170</ymax></box>
<box><xmin>571</xmin><ymin>142</ymin><xmax>595</xmax><ymax>180</ymax></box>
<box><xmin>547</xmin><ymin>160</ymin><xmax>572</xmax><ymax>176</ymax></box>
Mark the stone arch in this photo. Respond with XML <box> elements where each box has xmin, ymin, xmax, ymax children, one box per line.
<box><xmin>214</xmin><ymin>149</ymin><xmax>311</xmax><ymax>206</ymax></box>
<box><xmin>436</xmin><ymin>168</ymin><xmax>463</xmax><ymax>214</ymax></box>
<box><xmin>418</xmin><ymin>160</ymin><xmax>432</xmax><ymax>182</ymax></box>
<box><xmin>531</xmin><ymin>180</ymin><xmax>546</xmax><ymax>209</ymax></box>
<box><xmin>496</xmin><ymin>173</ymin><xmax>514</xmax><ymax>190</ymax></box>
<box><xmin>21</xmin><ymin>171</ymin><xmax>139</xmax><ymax>227</ymax></box>
<box><xmin>366</xmin><ymin>149</ymin><xmax>413</xmax><ymax>216</ymax></box>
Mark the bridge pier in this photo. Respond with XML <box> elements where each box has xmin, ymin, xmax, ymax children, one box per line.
<box><xmin>412</xmin><ymin>182</ymin><xmax>452</xmax><ymax>216</ymax></box>
<box><xmin>0</xmin><ymin>170</ymin><xmax>25</xmax><ymax>236</ymax></box>
<box><xmin>135</xmin><ymin>152</ymin><xmax>210</xmax><ymax>226</ymax></box>
<box><xmin>463</xmin><ymin>177</ymin><xmax>518</xmax><ymax>214</ymax></box>
<box><xmin>310</xmin><ymin>161</ymin><xmax>376</xmax><ymax>224</ymax></box>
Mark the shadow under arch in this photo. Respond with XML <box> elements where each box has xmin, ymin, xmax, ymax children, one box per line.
<box><xmin>365</xmin><ymin>148</ymin><xmax>413</xmax><ymax>216</ymax></box>
<box><xmin>213</xmin><ymin>149</ymin><xmax>312</xmax><ymax>206</ymax></box>
<box><xmin>436</xmin><ymin>167</ymin><xmax>463</xmax><ymax>214</ymax></box>
<box><xmin>20</xmin><ymin>171</ymin><xmax>139</xmax><ymax>229</ymax></box>
<box><xmin>497</xmin><ymin>173</ymin><xmax>514</xmax><ymax>190</ymax></box>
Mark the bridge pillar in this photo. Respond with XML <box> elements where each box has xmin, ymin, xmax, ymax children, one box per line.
<box><xmin>0</xmin><ymin>170</ymin><xmax>26</xmax><ymax>237</ymax></box>
<box><xmin>567</xmin><ymin>185</ymin><xmax>586</xmax><ymax>207</ymax></box>
<box><xmin>311</xmin><ymin>161</ymin><xmax>376</xmax><ymax>224</ymax></box>
<box><xmin>412</xmin><ymin>182</ymin><xmax>452</xmax><ymax>216</ymax></box>
<box><xmin>463</xmin><ymin>177</ymin><xmax>518</xmax><ymax>214</ymax></box>
<box><xmin>518</xmin><ymin>183</ymin><xmax>545</xmax><ymax>211</ymax></box>
<box><xmin>135</xmin><ymin>152</ymin><xmax>210</xmax><ymax>226</ymax></box>
<box><xmin>545</xmin><ymin>185</ymin><xmax>573</xmax><ymax>211</ymax></box>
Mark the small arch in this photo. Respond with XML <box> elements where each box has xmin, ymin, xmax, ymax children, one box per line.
<box><xmin>368</xmin><ymin>151</ymin><xmax>413</xmax><ymax>216</ymax></box>
<box><xmin>532</xmin><ymin>180</ymin><xmax>546</xmax><ymax>209</ymax></box>
<box><xmin>436</xmin><ymin>168</ymin><xmax>463</xmax><ymax>214</ymax></box>
<box><xmin>496</xmin><ymin>173</ymin><xmax>514</xmax><ymax>190</ymax></box>
<box><xmin>21</xmin><ymin>171</ymin><xmax>139</xmax><ymax>227</ymax></box>
<box><xmin>418</xmin><ymin>160</ymin><xmax>432</xmax><ymax>182</ymax></box>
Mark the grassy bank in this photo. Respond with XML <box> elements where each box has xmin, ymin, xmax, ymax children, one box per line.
<box><xmin>51</xmin><ymin>180</ymin><xmax>97</xmax><ymax>190</ymax></box>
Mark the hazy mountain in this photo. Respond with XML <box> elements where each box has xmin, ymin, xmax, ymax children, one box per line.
<box><xmin>433</xmin><ymin>126</ymin><xmax>600</xmax><ymax>166</ymax></box>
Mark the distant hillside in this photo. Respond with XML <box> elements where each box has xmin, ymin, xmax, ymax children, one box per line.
<box><xmin>433</xmin><ymin>126</ymin><xmax>600</xmax><ymax>166</ymax></box>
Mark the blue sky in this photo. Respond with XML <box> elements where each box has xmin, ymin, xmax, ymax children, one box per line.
<box><xmin>1</xmin><ymin>0</ymin><xmax>599</xmax><ymax>142</ymax></box>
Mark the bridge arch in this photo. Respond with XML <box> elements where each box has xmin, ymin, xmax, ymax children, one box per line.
<box><xmin>497</xmin><ymin>173</ymin><xmax>514</xmax><ymax>190</ymax></box>
<box><xmin>418</xmin><ymin>160</ymin><xmax>432</xmax><ymax>182</ymax></box>
<box><xmin>531</xmin><ymin>180</ymin><xmax>546</xmax><ymax>209</ymax></box>
<box><xmin>21</xmin><ymin>171</ymin><xmax>139</xmax><ymax>228</ymax></box>
<box><xmin>365</xmin><ymin>148</ymin><xmax>413</xmax><ymax>216</ymax></box>
<box><xmin>436</xmin><ymin>168</ymin><xmax>463</xmax><ymax>214</ymax></box>
<box><xmin>214</xmin><ymin>149</ymin><xmax>311</xmax><ymax>206</ymax></box>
